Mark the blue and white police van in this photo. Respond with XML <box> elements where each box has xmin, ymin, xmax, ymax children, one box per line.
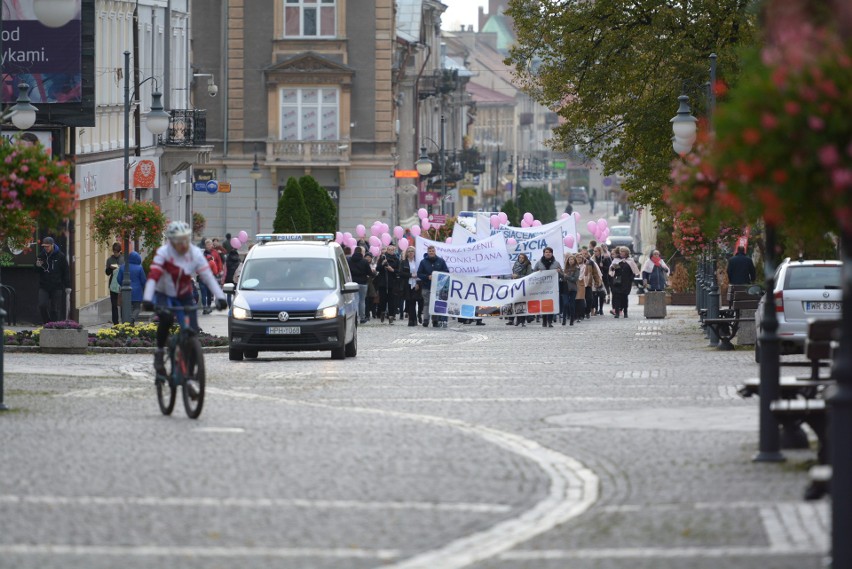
<box><xmin>223</xmin><ymin>234</ymin><xmax>359</xmax><ymax>360</ymax></box>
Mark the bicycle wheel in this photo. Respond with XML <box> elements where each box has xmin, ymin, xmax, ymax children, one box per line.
<box><xmin>157</xmin><ymin>348</ymin><xmax>177</xmax><ymax>416</ymax></box>
<box><xmin>178</xmin><ymin>336</ymin><xmax>206</xmax><ymax>419</ymax></box>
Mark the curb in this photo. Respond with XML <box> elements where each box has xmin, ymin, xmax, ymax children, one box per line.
<box><xmin>3</xmin><ymin>345</ymin><xmax>230</xmax><ymax>354</ymax></box>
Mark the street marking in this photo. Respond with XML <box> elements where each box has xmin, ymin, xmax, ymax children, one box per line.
<box><xmin>498</xmin><ymin>545</ymin><xmax>824</xmax><ymax>560</ymax></box>
<box><xmin>206</xmin><ymin>387</ymin><xmax>599</xmax><ymax>569</ymax></box>
<box><xmin>0</xmin><ymin>494</ymin><xmax>511</xmax><ymax>514</ymax></box>
<box><xmin>392</xmin><ymin>338</ymin><xmax>425</xmax><ymax>345</ymax></box>
<box><xmin>192</xmin><ymin>427</ymin><xmax>246</xmax><ymax>434</ymax></box>
<box><xmin>310</xmin><ymin>396</ymin><xmax>699</xmax><ymax>404</ymax></box>
<box><xmin>0</xmin><ymin>544</ymin><xmax>399</xmax><ymax>560</ymax></box>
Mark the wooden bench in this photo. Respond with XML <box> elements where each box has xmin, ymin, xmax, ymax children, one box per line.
<box><xmin>777</xmin><ymin>319</ymin><xmax>841</xmax><ymax>380</ymax></box>
<box><xmin>770</xmin><ymin>398</ymin><xmax>828</xmax><ymax>461</ymax></box>
<box><xmin>805</xmin><ymin>464</ymin><xmax>832</xmax><ymax>500</ymax></box>
<box><xmin>737</xmin><ymin>376</ymin><xmax>833</xmax><ymax>399</ymax></box>
<box><xmin>703</xmin><ymin>295</ymin><xmax>760</xmax><ymax>350</ymax></box>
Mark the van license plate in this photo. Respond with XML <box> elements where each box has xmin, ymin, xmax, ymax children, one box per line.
<box><xmin>805</xmin><ymin>302</ymin><xmax>841</xmax><ymax>312</ymax></box>
<box><xmin>267</xmin><ymin>326</ymin><xmax>301</xmax><ymax>335</ymax></box>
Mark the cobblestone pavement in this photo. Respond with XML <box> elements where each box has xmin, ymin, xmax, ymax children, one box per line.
<box><xmin>0</xmin><ymin>300</ymin><xmax>829</xmax><ymax>569</ymax></box>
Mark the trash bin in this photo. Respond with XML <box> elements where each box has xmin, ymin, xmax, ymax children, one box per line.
<box><xmin>644</xmin><ymin>291</ymin><xmax>667</xmax><ymax>319</ymax></box>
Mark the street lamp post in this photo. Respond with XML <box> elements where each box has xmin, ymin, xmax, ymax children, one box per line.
<box><xmin>249</xmin><ymin>153</ymin><xmax>262</xmax><ymax>235</ymax></box>
<box><xmin>121</xmin><ymin>50</ymin><xmax>170</xmax><ymax>324</ymax></box>
<box><xmin>439</xmin><ymin>114</ymin><xmax>447</xmax><ymax>216</ymax></box>
<box><xmin>493</xmin><ymin>145</ymin><xmax>501</xmax><ymax>212</ymax></box>
<box><xmin>0</xmin><ymin>0</ymin><xmax>78</xmax><ymax>412</ymax></box>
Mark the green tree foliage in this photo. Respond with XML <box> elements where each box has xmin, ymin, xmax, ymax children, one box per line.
<box><xmin>500</xmin><ymin>199</ymin><xmax>521</xmax><ymax>226</ymax></box>
<box><xmin>517</xmin><ymin>187</ymin><xmax>556</xmax><ymax>224</ymax></box>
<box><xmin>299</xmin><ymin>175</ymin><xmax>338</xmax><ymax>232</ymax></box>
<box><xmin>273</xmin><ymin>177</ymin><xmax>312</xmax><ymax>233</ymax></box>
<box><xmin>505</xmin><ymin>0</ymin><xmax>758</xmax><ymax>216</ymax></box>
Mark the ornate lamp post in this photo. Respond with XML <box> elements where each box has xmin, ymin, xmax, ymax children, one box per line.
<box><xmin>121</xmin><ymin>50</ymin><xmax>170</xmax><ymax>323</ymax></box>
<box><xmin>249</xmin><ymin>153</ymin><xmax>262</xmax><ymax>235</ymax></box>
<box><xmin>415</xmin><ymin>146</ymin><xmax>435</xmax><ymax>213</ymax></box>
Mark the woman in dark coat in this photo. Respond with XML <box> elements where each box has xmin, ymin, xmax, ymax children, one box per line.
<box><xmin>609</xmin><ymin>246</ymin><xmax>640</xmax><ymax>318</ymax></box>
<box><xmin>398</xmin><ymin>246</ymin><xmax>421</xmax><ymax>326</ymax></box>
<box><xmin>375</xmin><ymin>244</ymin><xmax>400</xmax><ymax>323</ymax></box>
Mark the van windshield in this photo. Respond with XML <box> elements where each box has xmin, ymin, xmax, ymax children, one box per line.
<box><xmin>239</xmin><ymin>258</ymin><xmax>337</xmax><ymax>291</ymax></box>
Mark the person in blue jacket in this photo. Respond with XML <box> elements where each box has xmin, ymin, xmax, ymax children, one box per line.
<box><xmin>417</xmin><ymin>245</ymin><xmax>449</xmax><ymax>328</ymax></box>
<box><xmin>116</xmin><ymin>251</ymin><xmax>148</xmax><ymax>324</ymax></box>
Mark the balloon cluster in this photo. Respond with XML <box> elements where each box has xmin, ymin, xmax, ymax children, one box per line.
<box><xmin>229</xmin><ymin>231</ymin><xmax>249</xmax><ymax>250</ymax></box>
<box><xmin>334</xmin><ymin>219</ymin><xmax>413</xmax><ymax>257</ymax></box>
<box><xmin>585</xmin><ymin>218</ymin><xmax>610</xmax><ymax>244</ymax></box>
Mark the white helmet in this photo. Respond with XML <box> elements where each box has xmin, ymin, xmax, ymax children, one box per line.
<box><xmin>165</xmin><ymin>220</ymin><xmax>191</xmax><ymax>241</ymax></box>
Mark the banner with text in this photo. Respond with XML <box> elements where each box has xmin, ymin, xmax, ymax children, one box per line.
<box><xmin>493</xmin><ymin>217</ymin><xmax>577</xmax><ymax>252</ymax></box>
<box><xmin>508</xmin><ymin>226</ymin><xmax>565</xmax><ymax>265</ymax></box>
<box><xmin>415</xmin><ymin>233</ymin><xmax>512</xmax><ymax>276</ymax></box>
<box><xmin>429</xmin><ymin>270</ymin><xmax>560</xmax><ymax>319</ymax></box>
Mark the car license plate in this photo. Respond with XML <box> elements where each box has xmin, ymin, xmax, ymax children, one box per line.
<box><xmin>804</xmin><ymin>301</ymin><xmax>841</xmax><ymax>312</ymax></box>
<box><xmin>267</xmin><ymin>326</ymin><xmax>301</xmax><ymax>335</ymax></box>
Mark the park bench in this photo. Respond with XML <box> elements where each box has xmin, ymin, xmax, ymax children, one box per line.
<box><xmin>703</xmin><ymin>291</ymin><xmax>761</xmax><ymax>350</ymax></box>
<box><xmin>778</xmin><ymin>319</ymin><xmax>841</xmax><ymax>381</ymax></box>
<box><xmin>806</xmin><ymin>464</ymin><xmax>832</xmax><ymax>501</ymax></box>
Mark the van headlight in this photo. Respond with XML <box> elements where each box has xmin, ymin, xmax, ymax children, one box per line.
<box><xmin>232</xmin><ymin>306</ymin><xmax>252</xmax><ymax>320</ymax></box>
<box><xmin>605</xmin><ymin>238</ymin><xmax>612</xmax><ymax>246</ymax></box>
<box><xmin>316</xmin><ymin>306</ymin><xmax>338</xmax><ymax>319</ymax></box>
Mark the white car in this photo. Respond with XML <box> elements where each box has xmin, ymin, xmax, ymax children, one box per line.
<box><xmin>754</xmin><ymin>259</ymin><xmax>842</xmax><ymax>363</ymax></box>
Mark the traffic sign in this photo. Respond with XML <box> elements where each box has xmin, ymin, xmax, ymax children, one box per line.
<box><xmin>394</xmin><ymin>169</ymin><xmax>419</xmax><ymax>179</ymax></box>
<box><xmin>205</xmin><ymin>180</ymin><xmax>219</xmax><ymax>194</ymax></box>
<box><xmin>218</xmin><ymin>182</ymin><xmax>231</xmax><ymax>193</ymax></box>
<box><xmin>193</xmin><ymin>181</ymin><xmax>208</xmax><ymax>192</ymax></box>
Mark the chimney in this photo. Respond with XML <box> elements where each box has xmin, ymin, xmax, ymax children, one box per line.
<box><xmin>478</xmin><ymin>6</ymin><xmax>486</xmax><ymax>31</ymax></box>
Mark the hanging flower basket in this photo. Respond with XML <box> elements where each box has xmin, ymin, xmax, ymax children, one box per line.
<box><xmin>92</xmin><ymin>198</ymin><xmax>166</xmax><ymax>252</ymax></box>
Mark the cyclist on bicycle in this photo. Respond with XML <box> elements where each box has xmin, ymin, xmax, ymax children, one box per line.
<box><xmin>142</xmin><ymin>221</ymin><xmax>227</xmax><ymax>376</ymax></box>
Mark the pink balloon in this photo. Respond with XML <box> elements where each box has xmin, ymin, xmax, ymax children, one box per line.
<box><xmin>497</xmin><ymin>212</ymin><xmax>508</xmax><ymax>224</ymax></box>
<box><xmin>521</xmin><ymin>219</ymin><xmax>530</xmax><ymax>228</ymax></box>
<box><xmin>343</xmin><ymin>232</ymin><xmax>353</xmax><ymax>240</ymax></box>
<box><xmin>421</xmin><ymin>218</ymin><xmax>430</xmax><ymax>230</ymax></box>
<box><xmin>445</xmin><ymin>237</ymin><xmax>453</xmax><ymax>244</ymax></box>
<box><xmin>369</xmin><ymin>235</ymin><xmax>381</xmax><ymax>247</ymax></box>
<box><xmin>573</xmin><ymin>212</ymin><xmax>581</xmax><ymax>222</ymax></box>
<box><xmin>586</xmin><ymin>221</ymin><xmax>597</xmax><ymax>233</ymax></box>
<box><xmin>380</xmin><ymin>233</ymin><xmax>392</xmax><ymax>246</ymax></box>
<box><xmin>335</xmin><ymin>231</ymin><xmax>343</xmax><ymax>244</ymax></box>
<box><xmin>380</xmin><ymin>223</ymin><xmax>389</xmax><ymax>234</ymax></box>
<box><xmin>523</xmin><ymin>212</ymin><xmax>534</xmax><ymax>222</ymax></box>
<box><xmin>560</xmin><ymin>212</ymin><xmax>570</xmax><ymax>220</ymax></box>
<box><xmin>564</xmin><ymin>235</ymin><xmax>575</xmax><ymax>248</ymax></box>
<box><xmin>411</xmin><ymin>225</ymin><xmax>421</xmax><ymax>237</ymax></box>
<box><xmin>418</xmin><ymin>208</ymin><xmax>428</xmax><ymax>219</ymax></box>
<box><xmin>532</xmin><ymin>220</ymin><xmax>542</xmax><ymax>227</ymax></box>
<box><xmin>393</xmin><ymin>226</ymin><xmax>404</xmax><ymax>239</ymax></box>
<box><xmin>230</xmin><ymin>237</ymin><xmax>242</xmax><ymax>249</ymax></box>
<box><xmin>355</xmin><ymin>224</ymin><xmax>366</xmax><ymax>237</ymax></box>
<box><xmin>346</xmin><ymin>238</ymin><xmax>357</xmax><ymax>250</ymax></box>
<box><xmin>596</xmin><ymin>219</ymin><xmax>607</xmax><ymax>232</ymax></box>
<box><xmin>371</xmin><ymin>225</ymin><xmax>382</xmax><ymax>237</ymax></box>
<box><xmin>507</xmin><ymin>237</ymin><xmax>517</xmax><ymax>246</ymax></box>
<box><xmin>238</xmin><ymin>230</ymin><xmax>248</xmax><ymax>243</ymax></box>
<box><xmin>490</xmin><ymin>215</ymin><xmax>500</xmax><ymax>229</ymax></box>
<box><xmin>370</xmin><ymin>246</ymin><xmax>381</xmax><ymax>257</ymax></box>
<box><xmin>398</xmin><ymin>237</ymin><xmax>409</xmax><ymax>250</ymax></box>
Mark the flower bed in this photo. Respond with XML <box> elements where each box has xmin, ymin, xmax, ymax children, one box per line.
<box><xmin>4</xmin><ymin>322</ymin><xmax>227</xmax><ymax>349</ymax></box>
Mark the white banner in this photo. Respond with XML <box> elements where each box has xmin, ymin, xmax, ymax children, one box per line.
<box><xmin>508</xmin><ymin>226</ymin><xmax>565</xmax><ymax>266</ymax></box>
<box><xmin>415</xmin><ymin>233</ymin><xmax>512</xmax><ymax>276</ymax></box>
<box><xmin>429</xmin><ymin>270</ymin><xmax>560</xmax><ymax>319</ymax></box>
<box><xmin>493</xmin><ymin>217</ymin><xmax>577</xmax><ymax>253</ymax></box>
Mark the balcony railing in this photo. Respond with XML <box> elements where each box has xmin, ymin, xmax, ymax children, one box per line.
<box><xmin>165</xmin><ymin>109</ymin><xmax>207</xmax><ymax>147</ymax></box>
<box><xmin>266</xmin><ymin>140</ymin><xmax>350</xmax><ymax>165</ymax></box>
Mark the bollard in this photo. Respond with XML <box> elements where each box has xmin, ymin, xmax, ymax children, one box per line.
<box><xmin>707</xmin><ymin>258</ymin><xmax>720</xmax><ymax>347</ymax></box>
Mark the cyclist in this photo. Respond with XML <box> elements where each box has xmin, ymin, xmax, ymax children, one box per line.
<box><xmin>142</xmin><ymin>221</ymin><xmax>227</xmax><ymax>377</ymax></box>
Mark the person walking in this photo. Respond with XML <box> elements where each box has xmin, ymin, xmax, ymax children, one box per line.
<box><xmin>348</xmin><ymin>246</ymin><xmax>374</xmax><ymax>324</ymax></box>
<box><xmin>375</xmin><ymin>244</ymin><xmax>400</xmax><ymax>324</ymax></box>
<box><xmin>105</xmin><ymin>242</ymin><xmax>124</xmax><ymax>325</ymax></box>
<box><xmin>594</xmin><ymin>245</ymin><xmax>612</xmax><ymax>307</ymax></box>
<box><xmin>575</xmin><ymin>254</ymin><xmax>587</xmax><ymax>322</ymax></box>
<box><xmin>641</xmin><ymin>250</ymin><xmax>670</xmax><ymax>292</ymax></box>
<box><xmin>589</xmin><ymin>188</ymin><xmax>597</xmax><ymax>214</ymax></box>
<box><xmin>36</xmin><ymin>237</ymin><xmax>70</xmax><ymax>324</ymax></box>
<box><xmin>200</xmin><ymin>238</ymin><xmax>223</xmax><ymax>314</ymax></box>
<box><xmin>512</xmin><ymin>253</ymin><xmax>533</xmax><ymax>326</ymax></box>
<box><xmin>726</xmin><ymin>246</ymin><xmax>756</xmax><ymax>285</ymax></box>
<box><xmin>398</xmin><ymin>246</ymin><xmax>421</xmax><ymax>326</ymax></box>
<box><xmin>609</xmin><ymin>246</ymin><xmax>640</xmax><ymax>318</ymax></box>
<box><xmin>116</xmin><ymin>251</ymin><xmax>147</xmax><ymax>323</ymax></box>
<box><xmin>583</xmin><ymin>253</ymin><xmax>605</xmax><ymax>316</ymax></box>
<box><xmin>561</xmin><ymin>254</ymin><xmax>580</xmax><ymax>325</ymax></box>
<box><xmin>533</xmin><ymin>247</ymin><xmax>561</xmax><ymax>327</ymax></box>
<box><xmin>417</xmin><ymin>245</ymin><xmax>449</xmax><ymax>328</ymax></box>
<box><xmin>224</xmin><ymin>247</ymin><xmax>241</xmax><ymax>307</ymax></box>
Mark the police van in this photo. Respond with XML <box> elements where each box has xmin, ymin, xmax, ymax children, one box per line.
<box><xmin>223</xmin><ymin>234</ymin><xmax>359</xmax><ymax>360</ymax></box>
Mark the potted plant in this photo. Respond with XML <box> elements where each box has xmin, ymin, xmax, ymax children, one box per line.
<box><xmin>668</xmin><ymin>263</ymin><xmax>695</xmax><ymax>305</ymax></box>
<box><xmin>39</xmin><ymin>320</ymin><xmax>87</xmax><ymax>354</ymax></box>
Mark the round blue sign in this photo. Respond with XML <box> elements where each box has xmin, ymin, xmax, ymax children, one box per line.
<box><xmin>205</xmin><ymin>180</ymin><xmax>219</xmax><ymax>194</ymax></box>
<box><xmin>603</xmin><ymin>177</ymin><xmax>613</xmax><ymax>187</ymax></box>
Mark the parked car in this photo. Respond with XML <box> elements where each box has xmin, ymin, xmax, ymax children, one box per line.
<box><xmin>754</xmin><ymin>259</ymin><xmax>842</xmax><ymax>363</ymax></box>
<box><xmin>568</xmin><ymin>186</ymin><xmax>588</xmax><ymax>204</ymax></box>
<box><xmin>604</xmin><ymin>225</ymin><xmax>634</xmax><ymax>252</ymax></box>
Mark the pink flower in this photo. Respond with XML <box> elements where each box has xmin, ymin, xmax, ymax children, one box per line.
<box><xmin>832</xmin><ymin>168</ymin><xmax>852</xmax><ymax>189</ymax></box>
<box><xmin>743</xmin><ymin>128</ymin><xmax>761</xmax><ymax>145</ymax></box>
<box><xmin>808</xmin><ymin>116</ymin><xmax>825</xmax><ymax>131</ymax></box>
<box><xmin>818</xmin><ymin>145</ymin><xmax>840</xmax><ymax>167</ymax></box>
<box><xmin>761</xmin><ymin>113</ymin><xmax>779</xmax><ymax>129</ymax></box>
<box><xmin>784</xmin><ymin>101</ymin><xmax>801</xmax><ymax>116</ymax></box>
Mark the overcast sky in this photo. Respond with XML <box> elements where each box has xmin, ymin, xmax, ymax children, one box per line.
<box><xmin>441</xmin><ymin>0</ymin><xmax>489</xmax><ymax>32</ymax></box>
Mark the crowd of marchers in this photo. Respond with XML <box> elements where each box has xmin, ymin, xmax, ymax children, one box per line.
<box><xmin>342</xmin><ymin>239</ymin><xmax>673</xmax><ymax>329</ymax></box>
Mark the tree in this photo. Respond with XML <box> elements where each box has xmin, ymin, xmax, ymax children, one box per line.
<box><xmin>500</xmin><ymin>199</ymin><xmax>521</xmax><ymax>226</ymax></box>
<box><xmin>274</xmin><ymin>177</ymin><xmax>312</xmax><ymax>233</ymax></box>
<box><xmin>517</xmin><ymin>187</ymin><xmax>556</xmax><ymax>224</ymax></box>
<box><xmin>299</xmin><ymin>175</ymin><xmax>338</xmax><ymax>232</ymax></box>
<box><xmin>505</xmin><ymin>0</ymin><xmax>758</xmax><ymax>216</ymax></box>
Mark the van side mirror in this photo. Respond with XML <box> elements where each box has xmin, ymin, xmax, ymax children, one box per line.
<box><xmin>223</xmin><ymin>283</ymin><xmax>235</xmax><ymax>294</ymax></box>
<box><xmin>342</xmin><ymin>282</ymin><xmax>359</xmax><ymax>294</ymax></box>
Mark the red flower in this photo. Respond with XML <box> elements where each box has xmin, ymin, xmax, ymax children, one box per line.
<box><xmin>742</xmin><ymin>128</ymin><xmax>761</xmax><ymax>145</ymax></box>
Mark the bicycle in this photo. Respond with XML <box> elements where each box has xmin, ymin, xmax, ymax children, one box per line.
<box><xmin>154</xmin><ymin>303</ymin><xmax>206</xmax><ymax>419</ymax></box>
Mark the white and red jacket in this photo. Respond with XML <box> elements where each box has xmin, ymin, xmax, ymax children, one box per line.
<box><xmin>143</xmin><ymin>243</ymin><xmax>225</xmax><ymax>302</ymax></box>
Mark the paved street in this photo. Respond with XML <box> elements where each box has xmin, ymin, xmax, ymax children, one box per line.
<box><xmin>0</xmin><ymin>301</ymin><xmax>829</xmax><ymax>569</ymax></box>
